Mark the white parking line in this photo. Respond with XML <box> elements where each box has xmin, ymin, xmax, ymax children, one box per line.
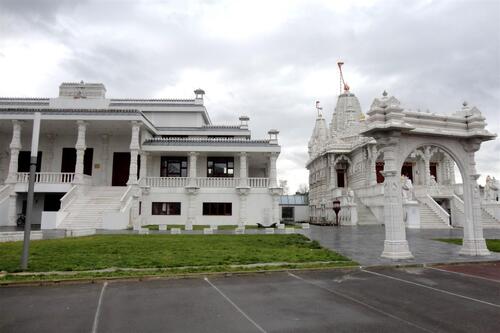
<box><xmin>287</xmin><ymin>272</ymin><xmax>434</xmax><ymax>333</ymax></box>
<box><xmin>362</xmin><ymin>269</ymin><xmax>500</xmax><ymax>308</ymax></box>
<box><xmin>91</xmin><ymin>282</ymin><xmax>108</xmax><ymax>333</ymax></box>
<box><xmin>427</xmin><ymin>266</ymin><xmax>500</xmax><ymax>284</ymax></box>
<box><xmin>204</xmin><ymin>277</ymin><xmax>267</xmax><ymax>333</ymax></box>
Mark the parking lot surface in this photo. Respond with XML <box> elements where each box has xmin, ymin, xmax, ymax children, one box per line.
<box><xmin>1</xmin><ymin>265</ymin><xmax>499</xmax><ymax>333</ymax></box>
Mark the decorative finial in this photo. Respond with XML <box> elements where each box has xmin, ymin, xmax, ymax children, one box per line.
<box><xmin>382</xmin><ymin>90</ymin><xmax>388</xmax><ymax>97</ymax></box>
<box><xmin>463</xmin><ymin>101</ymin><xmax>468</xmax><ymax>107</ymax></box>
<box><xmin>315</xmin><ymin>101</ymin><xmax>323</xmax><ymax>117</ymax></box>
<box><xmin>80</xmin><ymin>80</ymin><xmax>84</xmax><ymax>84</ymax></box>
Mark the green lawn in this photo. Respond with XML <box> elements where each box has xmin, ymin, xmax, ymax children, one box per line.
<box><xmin>435</xmin><ymin>239</ymin><xmax>500</xmax><ymax>252</ymax></box>
<box><xmin>0</xmin><ymin>234</ymin><xmax>354</xmax><ymax>273</ymax></box>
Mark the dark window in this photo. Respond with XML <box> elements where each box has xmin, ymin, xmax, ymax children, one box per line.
<box><xmin>61</xmin><ymin>148</ymin><xmax>94</xmax><ymax>175</ymax></box>
<box><xmin>207</xmin><ymin>157</ymin><xmax>234</xmax><ymax>177</ymax></box>
<box><xmin>401</xmin><ymin>162</ymin><xmax>413</xmax><ymax>182</ymax></box>
<box><xmin>376</xmin><ymin>162</ymin><xmax>385</xmax><ymax>183</ymax></box>
<box><xmin>430</xmin><ymin>162</ymin><xmax>438</xmax><ymax>182</ymax></box>
<box><xmin>203</xmin><ymin>202</ymin><xmax>232</xmax><ymax>216</ymax></box>
<box><xmin>282</xmin><ymin>207</ymin><xmax>294</xmax><ymax>220</ymax></box>
<box><xmin>207</xmin><ymin>136</ymin><xmax>234</xmax><ymax>139</ymax></box>
<box><xmin>337</xmin><ymin>169</ymin><xmax>346</xmax><ymax>188</ymax></box>
<box><xmin>161</xmin><ymin>135</ymin><xmax>188</xmax><ymax>138</ymax></box>
<box><xmin>43</xmin><ymin>193</ymin><xmax>65</xmax><ymax>211</ymax></box>
<box><xmin>18</xmin><ymin>151</ymin><xmax>42</xmax><ymax>172</ymax></box>
<box><xmin>152</xmin><ymin>202</ymin><xmax>181</xmax><ymax>215</ymax></box>
<box><xmin>161</xmin><ymin>157</ymin><xmax>188</xmax><ymax>177</ymax></box>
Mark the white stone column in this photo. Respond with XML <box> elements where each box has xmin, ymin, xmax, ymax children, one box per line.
<box><xmin>380</xmin><ymin>140</ymin><xmax>413</xmax><ymax>259</ymax></box>
<box><xmin>7</xmin><ymin>193</ymin><xmax>17</xmax><ymax>226</ymax></box>
<box><xmin>127</xmin><ymin>122</ymin><xmax>141</xmax><ymax>185</ymax></box>
<box><xmin>271</xmin><ymin>191</ymin><xmax>281</xmax><ymax>225</ymax></box>
<box><xmin>139</xmin><ymin>152</ymin><xmax>148</xmax><ymax>186</ymax></box>
<box><xmin>239</xmin><ymin>152</ymin><xmax>248</xmax><ymax>187</ymax></box>
<box><xmin>460</xmin><ymin>142</ymin><xmax>489</xmax><ymax>256</ymax></box>
<box><xmin>269</xmin><ymin>152</ymin><xmax>278</xmax><ymax>188</ymax></box>
<box><xmin>6</xmin><ymin>120</ymin><xmax>22</xmax><ymax>184</ymax></box>
<box><xmin>188</xmin><ymin>152</ymin><xmax>198</xmax><ymax>187</ymax></box>
<box><xmin>101</xmin><ymin>134</ymin><xmax>109</xmax><ymax>185</ymax></box>
<box><xmin>185</xmin><ymin>188</ymin><xmax>198</xmax><ymax>230</ymax></box>
<box><xmin>423</xmin><ymin>146</ymin><xmax>431</xmax><ymax>185</ymax></box>
<box><xmin>73</xmin><ymin>121</ymin><xmax>87</xmax><ymax>184</ymax></box>
<box><xmin>237</xmin><ymin>188</ymin><xmax>249</xmax><ymax>227</ymax></box>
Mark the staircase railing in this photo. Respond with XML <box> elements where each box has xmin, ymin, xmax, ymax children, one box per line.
<box><xmin>481</xmin><ymin>202</ymin><xmax>500</xmax><ymax>223</ymax></box>
<box><xmin>60</xmin><ymin>185</ymin><xmax>79</xmax><ymax>211</ymax></box>
<box><xmin>0</xmin><ymin>185</ymin><xmax>12</xmax><ymax>204</ymax></box>
<box><xmin>420</xmin><ymin>194</ymin><xmax>450</xmax><ymax>225</ymax></box>
<box><xmin>120</xmin><ymin>186</ymin><xmax>134</xmax><ymax>212</ymax></box>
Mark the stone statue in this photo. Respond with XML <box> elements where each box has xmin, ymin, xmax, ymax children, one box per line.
<box><xmin>484</xmin><ymin>175</ymin><xmax>497</xmax><ymax>201</ymax></box>
<box><xmin>346</xmin><ymin>189</ymin><xmax>355</xmax><ymax>204</ymax></box>
<box><xmin>401</xmin><ymin>175</ymin><xmax>414</xmax><ymax>202</ymax></box>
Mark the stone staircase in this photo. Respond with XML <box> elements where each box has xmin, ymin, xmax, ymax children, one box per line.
<box><xmin>417</xmin><ymin>199</ymin><xmax>451</xmax><ymax>229</ymax></box>
<box><xmin>356</xmin><ymin>198</ymin><xmax>379</xmax><ymax>225</ymax></box>
<box><xmin>482</xmin><ymin>209</ymin><xmax>500</xmax><ymax>228</ymax></box>
<box><xmin>58</xmin><ymin>186</ymin><xmax>127</xmax><ymax>230</ymax></box>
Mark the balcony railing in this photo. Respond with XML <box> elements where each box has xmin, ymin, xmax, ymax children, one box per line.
<box><xmin>144</xmin><ymin>177</ymin><xmax>189</xmax><ymax>187</ymax></box>
<box><xmin>16</xmin><ymin>172</ymin><xmax>75</xmax><ymax>184</ymax></box>
<box><xmin>142</xmin><ymin>177</ymin><xmax>270</xmax><ymax>188</ymax></box>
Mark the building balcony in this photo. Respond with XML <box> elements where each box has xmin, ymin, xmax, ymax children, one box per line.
<box><xmin>142</xmin><ymin>177</ymin><xmax>270</xmax><ymax>188</ymax></box>
<box><xmin>13</xmin><ymin>172</ymin><xmax>77</xmax><ymax>192</ymax></box>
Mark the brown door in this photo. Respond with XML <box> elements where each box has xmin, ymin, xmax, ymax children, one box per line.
<box><xmin>112</xmin><ymin>152</ymin><xmax>130</xmax><ymax>186</ymax></box>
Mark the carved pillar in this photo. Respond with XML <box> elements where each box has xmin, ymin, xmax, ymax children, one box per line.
<box><xmin>188</xmin><ymin>152</ymin><xmax>198</xmax><ymax>187</ymax></box>
<box><xmin>139</xmin><ymin>151</ymin><xmax>149</xmax><ymax>186</ymax></box>
<box><xmin>45</xmin><ymin>134</ymin><xmax>56</xmax><ymax>172</ymax></box>
<box><xmin>7</xmin><ymin>193</ymin><xmax>17</xmax><ymax>226</ymax></box>
<box><xmin>423</xmin><ymin>146</ymin><xmax>431</xmax><ymax>186</ymax></box>
<box><xmin>270</xmin><ymin>191</ymin><xmax>281</xmax><ymax>224</ymax></box>
<box><xmin>127</xmin><ymin>122</ymin><xmax>141</xmax><ymax>185</ymax></box>
<box><xmin>237</xmin><ymin>188</ymin><xmax>249</xmax><ymax>226</ymax></box>
<box><xmin>269</xmin><ymin>152</ymin><xmax>278</xmax><ymax>188</ymax></box>
<box><xmin>239</xmin><ymin>152</ymin><xmax>248</xmax><ymax>187</ymax></box>
<box><xmin>460</xmin><ymin>140</ymin><xmax>489</xmax><ymax>256</ymax></box>
<box><xmin>6</xmin><ymin>120</ymin><xmax>22</xmax><ymax>184</ymax></box>
<box><xmin>379</xmin><ymin>136</ymin><xmax>413</xmax><ymax>259</ymax></box>
<box><xmin>73</xmin><ymin>121</ymin><xmax>87</xmax><ymax>184</ymax></box>
<box><xmin>185</xmin><ymin>188</ymin><xmax>198</xmax><ymax>230</ymax></box>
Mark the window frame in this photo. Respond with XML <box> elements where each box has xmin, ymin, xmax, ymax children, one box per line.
<box><xmin>202</xmin><ymin>202</ymin><xmax>232</xmax><ymax>216</ymax></box>
<box><xmin>207</xmin><ymin>157</ymin><xmax>234</xmax><ymax>178</ymax></box>
<box><xmin>151</xmin><ymin>202</ymin><xmax>181</xmax><ymax>215</ymax></box>
<box><xmin>161</xmin><ymin>156</ymin><xmax>188</xmax><ymax>177</ymax></box>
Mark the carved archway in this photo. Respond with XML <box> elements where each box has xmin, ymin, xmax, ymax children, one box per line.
<box><xmin>362</xmin><ymin>92</ymin><xmax>494</xmax><ymax>259</ymax></box>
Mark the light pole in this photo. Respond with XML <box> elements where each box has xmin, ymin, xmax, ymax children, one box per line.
<box><xmin>332</xmin><ymin>200</ymin><xmax>341</xmax><ymax>227</ymax></box>
<box><xmin>21</xmin><ymin>112</ymin><xmax>41</xmax><ymax>270</ymax></box>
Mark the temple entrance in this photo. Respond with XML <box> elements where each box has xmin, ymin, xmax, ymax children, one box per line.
<box><xmin>112</xmin><ymin>152</ymin><xmax>130</xmax><ymax>186</ymax></box>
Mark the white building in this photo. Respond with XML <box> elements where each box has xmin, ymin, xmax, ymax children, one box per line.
<box><xmin>0</xmin><ymin>82</ymin><xmax>282</xmax><ymax>230</ymax></box>
<box><xmin>279</xmin><ymin>194</ymin><xmax>309</xmax><ymax>223</ymax></box>
<box><xmin>307</xmin><ymin>88</ymin><xmax>499</xmax><ymax>258</ymax></box>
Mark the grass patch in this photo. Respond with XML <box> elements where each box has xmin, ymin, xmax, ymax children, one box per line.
<box><xmin>0</xmin><ymin>234</ymin><xmax>354</xmax><ymax>273</ymax></box>
<box><xmin>435</xmin><ymin>238</ymin><xmax>500</xmax><ymax>252</ymax></box>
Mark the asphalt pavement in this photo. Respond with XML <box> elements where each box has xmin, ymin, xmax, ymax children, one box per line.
<box><xmin>1</xmin><ymin>265</ymin><xmax>499</xmax><ymax>333</ymax></box>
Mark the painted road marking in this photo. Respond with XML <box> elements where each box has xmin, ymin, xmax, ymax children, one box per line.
<box><xmin>287</xmin><ymin>272</ymin><xmax>434</xmax><ymax>333</ymax></box>
<box><xmin>362</xmin><ymin>269</ymin><xmax>500</xmax><ymax>308</ymax></box>
<box><xmin>91</xmin><ymin>282</ymin><xmax>108</xmax><ymax>333</ymax></box>
<box><xmin>428</xmin><ymin>266</ymin><xmax>500</xmax><ymax>284</ymax></box>
<box><xmin>204</xmin><ymin>277</ymin><xmax>267</xmax><ymax>333</ymax></box>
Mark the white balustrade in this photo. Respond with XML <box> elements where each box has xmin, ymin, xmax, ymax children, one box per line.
<box><xmin>195</xmin><ymin>177</ymin><xmax>239</xmax><ymax>188</ymax></box>
<box><xmin>144</xmin><ymin>176</ymin><xmax>270</xmax><ymax>188</ymax></box>
<box><xmin>16</xmin><ymin>172</ymin><xmax>75</xmax><ymax>184</ymax></box>
<box><xmin>248</xmin><ymin>177</ymin><xmax>269</xmax><ymax>188</ymax></box>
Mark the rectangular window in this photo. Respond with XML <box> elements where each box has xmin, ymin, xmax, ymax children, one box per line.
<box><xmin>430</xmin><ymin>162</ymin><xmax>438</xmax><ymax>182</ymax></box>
<box><xmin>152</xmin><ymin>202</ymin><xmax>181</xmax><ymax>215</ymax></box>
<box><xmin>207</xmin><ymin>157</ymin><xmax>234</xmax><ymax>177</ymax></box>
<box><xmin>161</xmin><ymin>157</ymin><xmax>188</xmax><ymax>177</ymax></box>
<box><xmin>203</xmin><ymin>202</ymin><xmax>232</xmax><ymax>216</ymax></box>
<box><xmin>337</xmin><ymin>169</ymin><xmax>346</xmax><ymax>188</ymax></box>
<box><xmin>282</xmin><ymin>207</ymin><xmax>295</xmax><ymax>220</ymax></box>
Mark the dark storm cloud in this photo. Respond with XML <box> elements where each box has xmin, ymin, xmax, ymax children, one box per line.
<box><xmin>0</xmin><ymin>0</ymin><xmax>499</xmax><ymax>190</ymax></box>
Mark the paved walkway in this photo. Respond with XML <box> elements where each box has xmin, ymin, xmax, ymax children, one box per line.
<box><xmin>307</xmin><ymin>225</ymin><xmax>500</xmax><ymax>266</ymax></box>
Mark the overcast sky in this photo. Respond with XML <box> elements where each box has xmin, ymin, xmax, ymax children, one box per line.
<box><xmin>1</xmin><ymin>0</ymin><xmax>499</xmax><ymax>192</ymax></box>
